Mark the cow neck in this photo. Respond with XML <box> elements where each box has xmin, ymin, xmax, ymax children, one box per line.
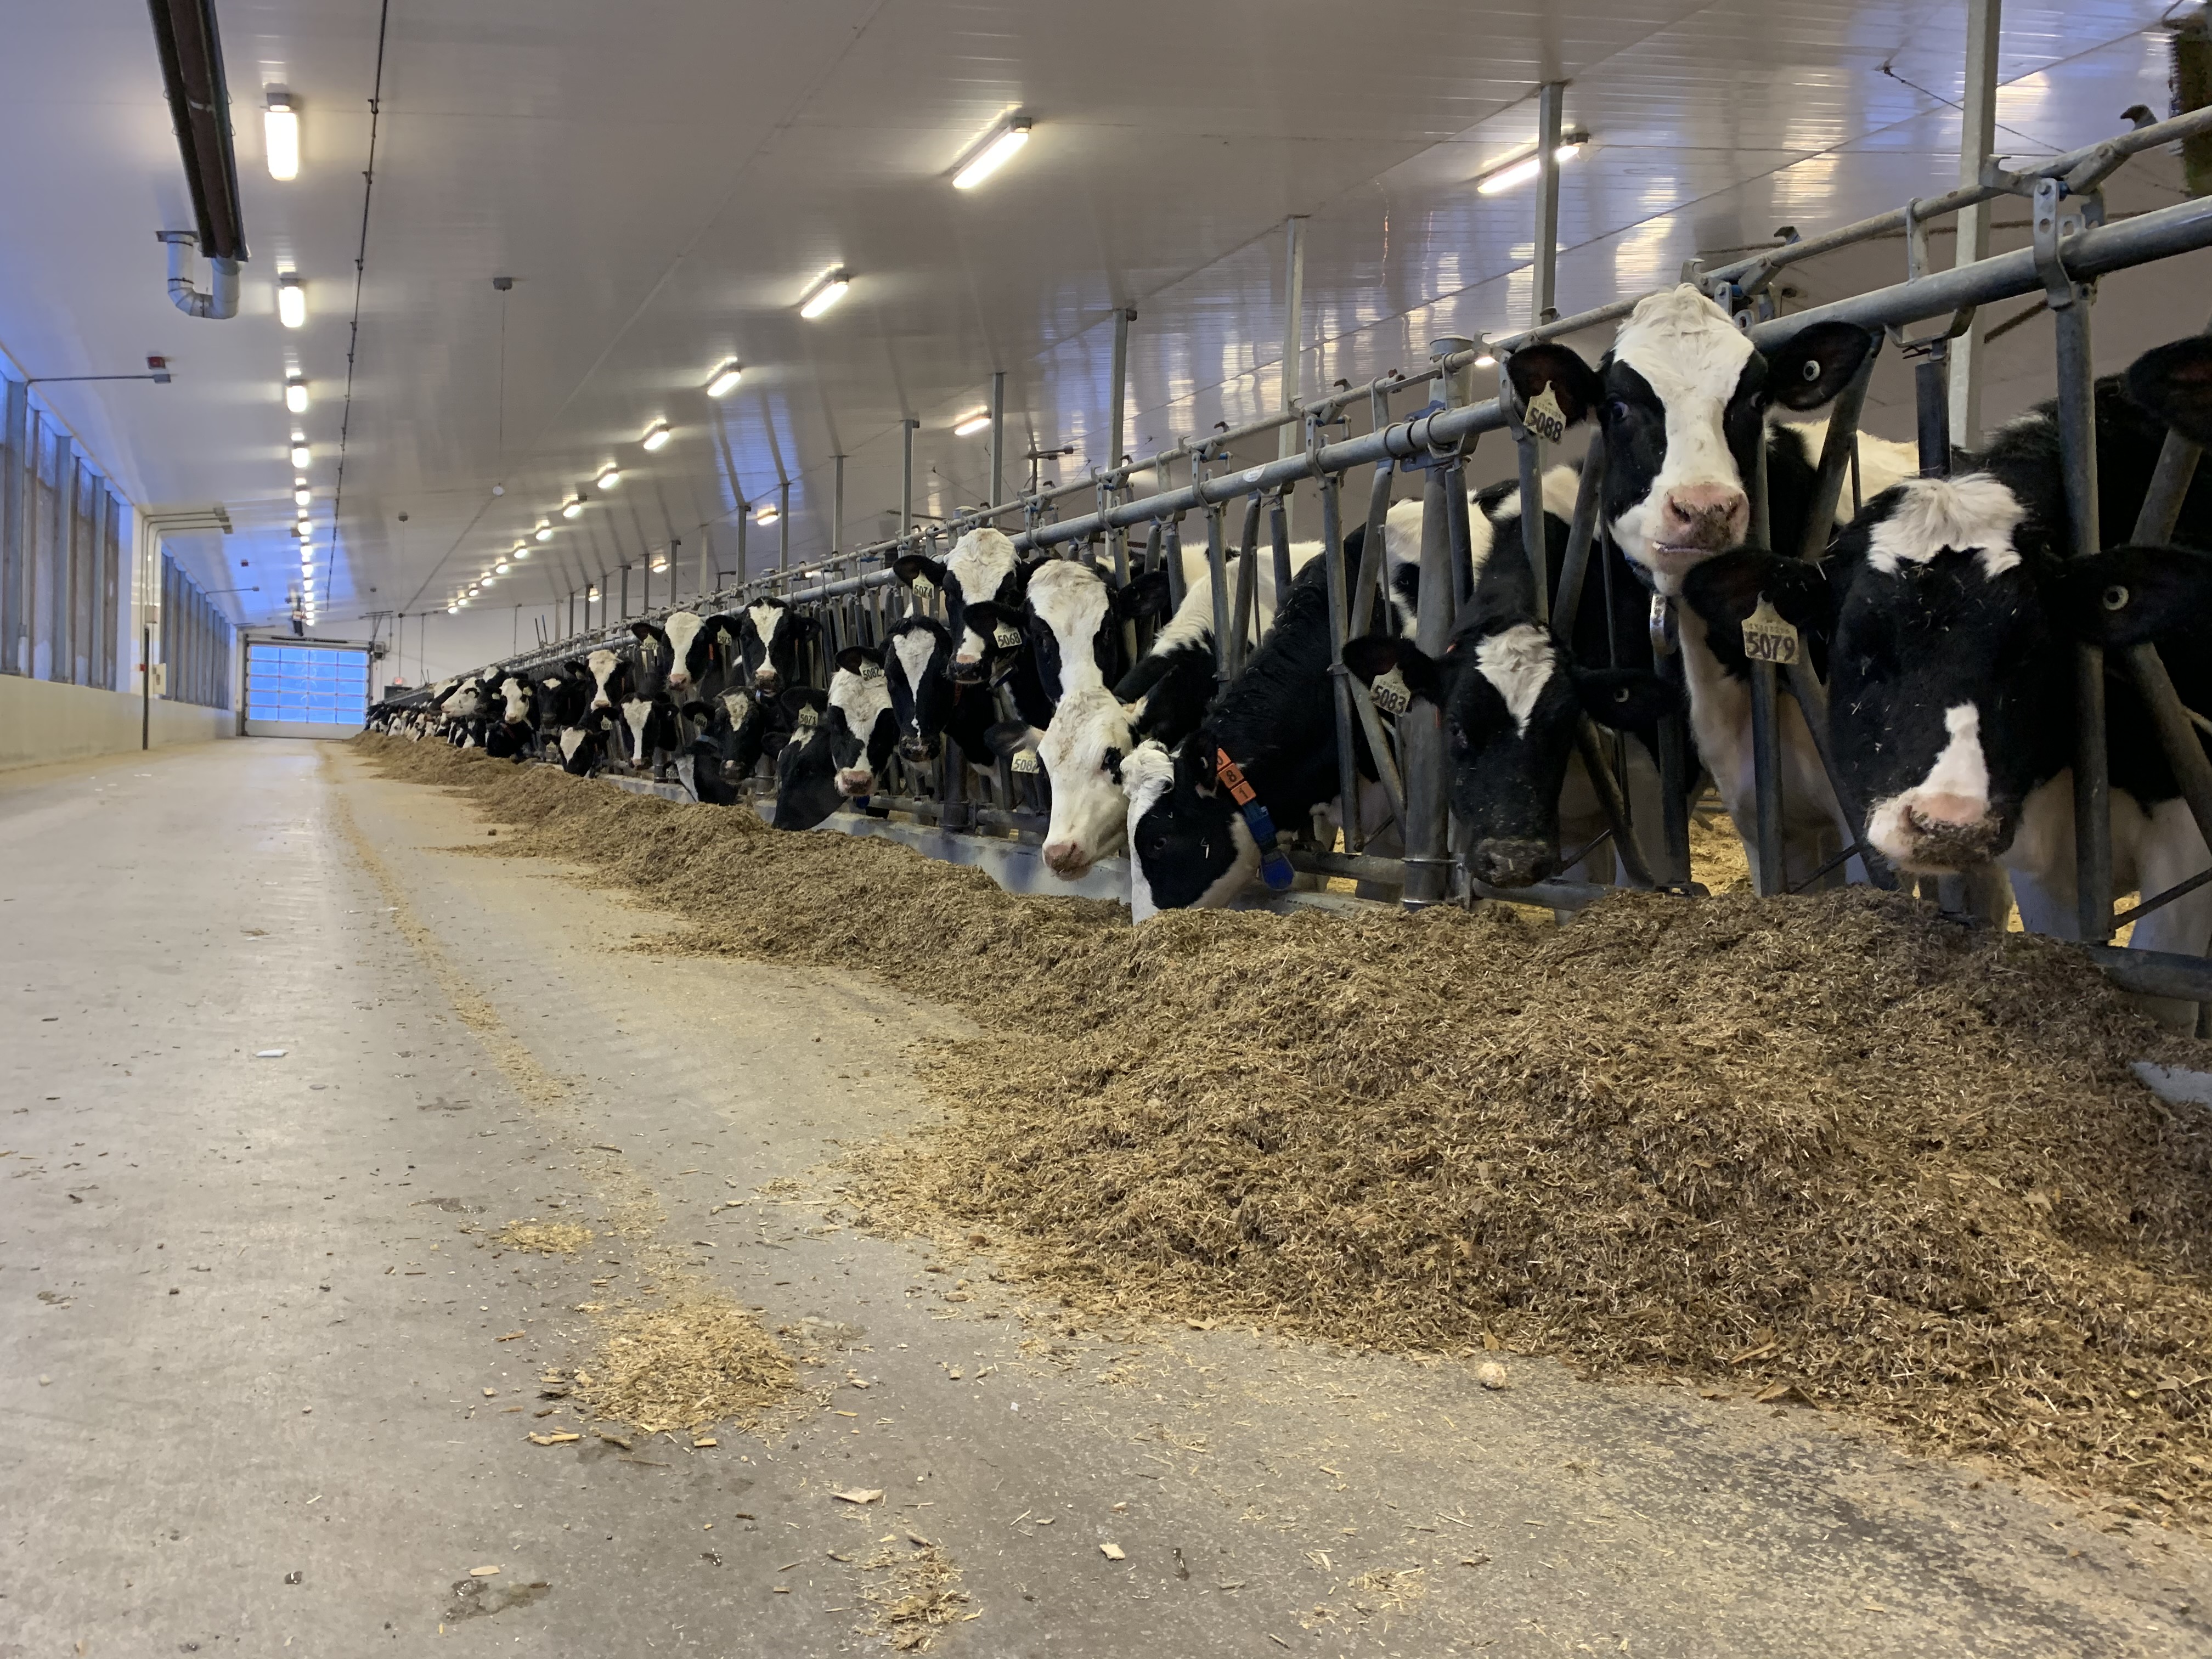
<box><xmin>1212</xmin><ymin>747</ymin><xmax>1295</xmax><ymax>892</ymax></box>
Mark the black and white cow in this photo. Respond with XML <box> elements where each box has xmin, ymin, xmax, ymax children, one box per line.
<box><xmin>735</xmin><ymin>599</ymin><xmax>819</xmax><ymax>695</ymax></box>
<box><xmin>1020</xmin><ymin>539</ymin><xmax>1322</xmax><ymax>878</ymax></box>
<box><xmin>483</xmin><ymin>673</ymin><xmax>538</xmax><ymax>761</ymax></box>
<box><xmin>661</xmin><ymin>609</ymin><xmax>735</xmax><ymax>709</ymax></box>
<box><xmin>1807</xmin><ymin>339</ymin><xmax>2212</xmax><ymax>1015</ymax></box>
<box><xmin>1339</xmin><ymin>477</ymin><xmax>1680</xmax><ymax>890</ymax></box>
<box><xmin>879</xmin><ymin>612</ymin><xmax>1053</xmax><ymax>771</ymax></box>
<box><xmin>894</xmin><ymin>527</ymin><xmax>1028</xmax><ymax>683</ymax></box>
<box><xmin>1116</xmin><ymin>539</ymin><xmax>1423</xmax><ymax>914</ymax></box>
<box><xmin>556</xmin><ymin>708</ymin><xmax>616</xmax><ymax>777</ymax></box>
<box><xmin>1511</xmin><ymin>285</ymin><xmax>1920</xmax><ymax>888</ymax></box>
<box><xmin>617</xmin><ymin>622</ymin><xmax>682</xmax><ymax>780</ymax></box>
<box><xmin>769</xmin><ymin>655</ymin><xmax>899</xmax><ymax>830</ymax></box>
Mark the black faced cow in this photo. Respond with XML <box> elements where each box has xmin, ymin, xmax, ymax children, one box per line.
<box><xmin>769</xmin><ymin>657</ymin><xmax>899</xmax><ymax>831</ymax></box>
<box><xmin>1509</xmin><ymin>285</ymin><xmax>1921</xmax><ymax>889</ymax></box>
<box><xmin>735</xmin><ymin>599</ymin><xmax>819</xmax><ymax>695</ymax></box>
<box><xmin>895</xmin><ymin>526</ymin><xmax>1029</xmax><ymax>684</ymax></box>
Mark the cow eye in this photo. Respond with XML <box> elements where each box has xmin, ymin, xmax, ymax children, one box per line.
<box><xmin>2102</xmin><ymin>584</ymin><xmax>2130</xmax><ymax>611</ymax></box>
<box><xmin>1613</xmin><ymin>686</ymin><xmax>1632</xmax><ymax>704</ymax></box>
<box><xmin>1800</xmin><ymin>357</ymin><xmax>1821</xmax><ymax>382</ymax></box>
<box><xmin>1606</xmin><ymin>399</ymin><xmax>1632</xmax><ymax>424</ymax></box>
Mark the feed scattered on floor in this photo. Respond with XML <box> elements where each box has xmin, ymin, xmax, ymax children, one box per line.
<box><xmin>357</xmin><ymin>737</ymin><xmax>2212</xmax><ymax>1528</ymax></box>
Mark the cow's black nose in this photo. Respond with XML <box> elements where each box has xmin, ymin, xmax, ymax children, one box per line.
<box><xmin>898</xmin><ymin>737</ymin><xmax>939</xmax><ymax>764</ymax></box>
<box><xmin>1470</xmin><ymin>839</ymin><xmax>1555</xmax><ymax>889</ymax></box>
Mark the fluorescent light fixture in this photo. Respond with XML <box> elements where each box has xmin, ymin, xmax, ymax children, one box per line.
<box><xmin>293</xmin><ymin>487</ymin><xmax>311</xmax><ymax>507</ymax></box>
<box><xmin>1475</xmin><ymin>133</ymin><xmax>1588</xmax><ymax>196</ymax></box>
<box><xmin>285</xmin><ymin>376</ymin><xmax>309</xmax><ymax>414</ymax></box>
<box><xmin>265</xmin><ymin>93</ymin><xmax>300</xmax><ymax>182</ymax></box>
<box><xmin>290</xmin><ymin>440</ymin><xmax>311</xmax><ymax>469</ymax></box>
<box><xmin>706</xmin><ymin>361</ymin><xmax>743</xmax><ymax>398</ymax></box>
<box><xmin>278</xmin><ymin>274</ymin><xmax>306</xmax><ymax>329</ymax></box>
<box><xmin>494</xmin><ymin>561</ymin><xmax>511</xmax><ymax>574</ymax></box>
<box><xmin>586</xmin><ymin>585</ymin><xmax>599</xmax><ymax>601</ymax></box>
<box><xmin>447</xmin><ymin>605</ymin><xmax>458</xmax><ymax>614</ymax></box>
<box><xmin>953</xmin><ymin>116</ymin><xmax>1032</xmax><ymax>190</ymax></box>
<box><xmin>650</xmin><ymin>556</ymin><xmax>669</xmax><ymax>573</ymax></box>
<box><xmin>512</xmin><ymin>541</ymin><xmax>531</xmax><ymax>560</ymax></box>
<box><xmin>481</xmin><ymin>575</ymin><xmax>496</xmax><ymax>588</ymax></box>
<box><xmin>641</xmin><ymin>420</ymin><xmax>672</xmax><ymax>452</ymax></box>
<box><xmin>596</xmin><ymin>465</ymin><xmax>620</xmax><ymax>490</ymax></box>
<box><xmin>952</xmin><ymin>411</ymin><xmax>991</xmax><ymax>437</ymax></box>
<box><xmin>533</xmin><ymin>522</ymin><xmax>553</xmax><ymax>541</ymax></box>
<box><xmin>562</xmin><ymin>496</ymin><xmax>585</xmax><ymax>519</ymax></box>
<box><xmin>799</xmin><ymin>269</ymin><xmax>850</xmax><ymax>319</ymax></box>
<box><xmin>754</xmin><ymin>502</ymin><xmax>780</xmax><ymax>525</ymax></box>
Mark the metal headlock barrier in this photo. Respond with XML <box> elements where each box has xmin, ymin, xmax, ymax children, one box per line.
<box><xmin>398</xmin><ymin>99</ymin><xmax>2212</xmax><ymax>1005</ymax></box>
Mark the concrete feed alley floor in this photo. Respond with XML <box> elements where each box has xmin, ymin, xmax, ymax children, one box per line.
<box><xmin>2</xmin><ymin>738</ymin><xmax>2208</xmax><ymax>1658</ymax></box>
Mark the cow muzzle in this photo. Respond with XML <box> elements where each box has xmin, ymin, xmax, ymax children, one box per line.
<box><xmin>948</xmin><ymin>654</ymin><xmax>985</xmax><ymax>686</ymax></box>
<box><xmin>753</xmin><ymin>668</ymin><xmax>782</xmax><ymax>692</ymax></box>
<box><xmin>1655</xmin><ymin>483</ymin><xmax>1748</xmax><ymax>551</ymax></box>
<box><xmin>898</xmin><ymin>736</ymin><xmax>940</xmax><ymax>764</ymax></box>
<box><xmin>836</xmin><ymin>766</ymin><xmax>873</xmax><ymax>797</ymax></box>
<box><xmin>1869</xmin><ymin>792</ymin><xmax>2008</xmax><ymax>873</ymax></box>
<box><xmin>1041</xmin><ymin>839</ymin><xmax>1094</xmax><ymax>879</ymax></box>
<box><xmin>1469</xmin><ymin>838</ymin><xmax>1556</xmax><ymax>889</ymax></box>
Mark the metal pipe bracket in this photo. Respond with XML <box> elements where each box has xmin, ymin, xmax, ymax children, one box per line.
<box><xmin>2034</xmin><ymin>176</ymin><xmax>2105</xmax><ymax>308</ymax></box>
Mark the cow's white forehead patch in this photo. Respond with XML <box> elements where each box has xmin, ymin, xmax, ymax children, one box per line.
<box><xmin>1612</xmin><ymin>284</ymin><xmax>1754</xmax><ymax>409</ymax></box>
<box><xmin>1119</xmin><ymin>741</ymin><xmax>1180</xmax><ymax>923</ymax></box>
<box><xmin>587</xmin><ymin>648</ymin><xmax>618</xmax><ymax>688</ymax></box>
<box><xmin>889</xmin><ymin>629</ymin><xmax>938</xmax><ymax>716</ymax></box>
<box><xmin>560</xmin><ymin>727</ymin><xmax>588</xmax><ymax>761</ymax></box>
<box><xmin>1039</xmin><ymin>685</ymin><xmax>1132</xmax><ymax>778</ymax></box>
<box><xmin>664</xmin><ymin>611</ymin><xmax>705</xmax><ymax>672</ymax></box>
<box><xmin>1866</xmin><ymin>473</ymin><xmax>2025</xmax><ymax>579</ymax></box>
<box><xmin>827</xmin><ymin>665</ymin><xmax>891</xmax><ymax>733</ymax></box>
<box><xmin>719</xmin><ymin>688</ymin><xmax>753</xmax><ymax>722</ymax></box>
<box><xmin>1025</xmin><ymin>561</ymin><xmax>1113</xmax><ymax>692</ymax></box>
<box><xmin>1473</xmin><ymin>624</ymin><xmax>1559</xmax><ymax>738</ymax></box>
<box><xmin>945</xmin><ymin>526</ymin><xmax>1018</xmax><ymax>603</ymax></box>
<box><xmin>746</xmin><ymin>601</ymin><xmax>786</xmax><ymax>652</ymax></box>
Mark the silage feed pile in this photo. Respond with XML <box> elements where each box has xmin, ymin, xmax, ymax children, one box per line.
<box><xmin>358</xmin><ymin>737</ymin><xmax>2212</xmax><ymax>1523</ymax></box>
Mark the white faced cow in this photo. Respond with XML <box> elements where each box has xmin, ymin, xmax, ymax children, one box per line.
<box><xmin>1515</xmin><ymin>284</ymin><xmax>1919</xmax><ymax>890</ymax></box>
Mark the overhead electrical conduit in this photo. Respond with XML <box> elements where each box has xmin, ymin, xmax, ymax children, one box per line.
<box><xmin>146</xmin><ymin>0</ymin><xmax>247</xmax><ymax>319</ymax></box>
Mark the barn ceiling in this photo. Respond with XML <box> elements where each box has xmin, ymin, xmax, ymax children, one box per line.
<box><xmin>0</xmin><ymin>1</ymin><xmax>2204</xmax><ymax>663</ymax></box>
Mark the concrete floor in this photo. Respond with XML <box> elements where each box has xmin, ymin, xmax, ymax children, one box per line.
<box><xmin>3</xmin><ymin>737</ymin><xmax>2209</xmax><ymax>1658</ymax></box>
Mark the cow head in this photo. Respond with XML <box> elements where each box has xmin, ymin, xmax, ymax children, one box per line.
<box><xmin>738</xmin><ymin>598</ymin><xmax>815</xmax><ymax>693</ymax></box>
<box><xmin>1121</xmin><ymin>738</ymin><xmax>1254</xmax><ymax>917</ymax></box>
<box><xmin>627</xmin><ymin>621</ymin><xmax>674</xmax><ymax>699</ymax></box>
<box><xmin>1343</xmin><ymin>624</ymin><xmax>1674</xmax><ymax>889</ymax></box>
<box><xmin>1020</xmin><ymin>685</ymin><xmax>1141</xmax><ymax>877</ymax></box>
<box><xmin>1008</xmin><ymin>557</ymin><xmax>1171</xmax><ymax>704</ymax></box>
<box><xmin>585</xmin><ymin>647</ymin><xmax>629</xmax><ymax>711</ymax></box>
<box><xmin>896</xmin><ymin>526</ymin><xmax>1024</xmax><ymax>682</ymax></box>
<box><xmin>770</xmin><ymin>687</ymin><xmax>843</xmax><ymax>830</ymax></box>
<box><xmin>558</xmin><ymin>713</ymin><xmax>610</xmax><ymax>776</ymax></box>
<box><xmin>1507</xmin><ymin>286</ymin><xmax>1877</xmax><ymax>595</ymax></box>
<box><xmin>881</xmin><ymin>616</ymin><xmax>956</xmax><ymax>763</ymax></box>
<box><xmin>498</xmin><ymin>674</ymin><xmax>534</xmax><ymax>727</ymax></box>
<box><xmin>1830</xmin><ymin>472</ymin><xmax>2212</xmax><ymax>874</ymax></box>
<box><xmin>662</xmin><ymin>609</ymin><xmax>723</xmax><ymax>697</ymax></box>
<box><xmin>828</xmin><ymin>647</ymin><xmax>896</xmax><ymax>797</ymax></box>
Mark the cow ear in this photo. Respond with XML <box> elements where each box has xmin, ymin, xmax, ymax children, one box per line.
<box><xmin>894</xmin><ymin>554</ymin><xmax>948</xmax><ymax>590</ymax></box>
<box><xmin>2125</xmin><ymin>337</ymin><xmax>2212</xmax><ymax>445</ymax></box>
<box><xmin>1341</xmin><ymin>634</ymin><xmax>1444</xmax><ymax>706</ymax></box>
<box><xmin>1576</xmin><ymin>668</ymin><xmax>1678</xmax><ymax>732</ymax></box>
<box><xmin>983</xmin><ymin>719</ymin><xmax>1043</xmax><ymax>760</ymax></box>
<box><xmin>1116</xmin><ymin>568</ymin><xmax>1174</xmax><ymax>620</ymax></box>
<box><xmin>789</xmin><ymin>612</ymin><xmax>820</xmax><ymax>639</ymax></box>
<box><xmin>1766</xmin><ymin>321</ymin><xmax>1877</xmax><ymax>412</ymax></box>
<box><xmin>628</xmin><ymin>621</ymin><xmax>657</xmax><ymax>641</ymax></box>
<box><xmin>964</xmin><ymin>600</ymin><xmax>1008</xmax><ymax>633</ymax></box>
<box><xmin>1681</xmin><ymin>548</ymin><xmax>1834</xmax><ymax>637</ymax></box>
<box><xmin>838</xmin><ymin>644</ymin><xmax>883</xmax><ymax>674</ymax></box>
<box><xmin>781</xmin><ymin>687</ymin><xmax>828</xmax><ymax>718</ymax></box>
<box><xmin>760</xmin><ymin>730</ymin><xmax>792</xmax><ymax>757</ymax></box>
<box><xmin>2052</xmin><ymin>545</ymin><xmax>2212</xmax><ymax>647</ymax></box>
<box><xmin>1176</xmin><ymin>740</ymin><xmax>1218</xmax><ymax>793</ymax></box>
<box><xmin>1506</xmin><ymin>343</ymin><xmax>1603</xmax><ymax>427</ymax></box>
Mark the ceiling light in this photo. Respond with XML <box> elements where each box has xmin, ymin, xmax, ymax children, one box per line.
<box><xmin>278</xmin><ymin>274</ymin><xmax>306</xmax><ymax>329</ymax></box>
<box><xmin>596</xmin><ymin>465</ymin><xmax>620</xmax><ymax>490</ymax></box>
<box><xmin>706</xmin><ymin>361</ymin><xmax>743</xmax><ymax>398</ymax></box>
<box><xmin>953</xmin><ymin>116</ymin><xmax>1032</xmax><ymax>190</ymax></box>
<box><xmin>494</xmin><ymin>561</ymin><xmax>511</xmax><ymax>574</ymax></box>
<box><xmin>533</xmin><ymin>523</ymin><xmax>553</xmax><ymax>541</ymax></box>
<box><xmin>799</xmin><ymin>269</ymin><xmax>850</xmax><ymax>320</ymax></box>
<box><xmin>952</xmin><ymin>411</ymin><xmax>991</xmax><ymax>437</ymax></box>
<box><xmin>650</xmin><ymin>556</ymin><xmax>668</xmax><ymax>573</ymax></box>
<box><xmin>290</xmin><ymin>439</ymin><xmax>311</xmax><ymax>469</ymax></box>
<box><xmin>641</xmin><ymin>420</ymin><xmax>672</xmax><ymax>452</ymax></box>
<box><xmin>562</xmin><ymin>496</ymin><xmax>585</xmax><ymax>519</ymax></box>
<box><xmin>512</xmin><ymin>541</ymin><xmax>531</xmax><ymax>560</ymax></box>
<box><xmin>447</xmin><ymin>605</ymin><xmax>458</xmax><ymax>614</ymax></box>
<box><xmin>1475</xmin><ymin>133</ymin><xmax>1588</xmax><ymax>196</ymax></box>
<box><xmin>754</xmin><ymin>502</ymin><xmax>780</xmax><ymax>525</ymax></box>
<box><xmin>285</xmin><ymin>376</ymin><xmax>309</xmax><ymax>414</ymax></box>
<box><xmin>586</xmin><ymin>585</ymin><xmax>599</xmax><ymax>601</ymax></box>
<box><xmin>265</xmin><ymin>93</ymin><xmax>300</xmax><ymax>181</ymax></box>
<box><xmin>293</xmin><ymin>487</ymin><xmax>311</xmax><ymax>507</ymax></box>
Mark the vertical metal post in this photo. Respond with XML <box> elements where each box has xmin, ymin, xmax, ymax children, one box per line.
<box><xmin>698</xmin><ymin>530</ymin><xmax>709</xmax><ymax>603</ymax></box>
<box><xmin>833</xmin><ymin>454</ymin><xmax>845</xmax><ymax>556</ymax></box>
<box><xmin>1229</xmin><ymin>494</ymin><xmax>1262</xmax><ymax>677</ymax></box>
<box><xmin>901</xmin><ymin>420</ymin><xmax>917</xmax><ymax>537</ymax></box>
<box><xmin>1915</xmin><ymin>343</ymin><xmax>1952</xmax><ymax>475</ymax></box>
<box><xmin>1319</xmin><ymin>471</ymin><xmax>1361</xmax><ymax>850</ymax></box>
<box><xmin>1949</xmin><ymin>0</ymin><xmax>2001</xmax><ymax>453</ymax></box>
<box><xmin>619</xmin><ymin>563</ymin><xmax>630</xmax><ymax>620</ymax></box>
<box><xmin>1533</xmin><ymin>82</ymin><xmax>1566</xmax><ymax>325</ymax></box>
<box><xmin>1268</xmin><ymin>493</ymin><xmax>1295</xmax><ymax>630</ymax></box>
<box><xmin>641</xmin><ymin>549</ymin><xmax>651</xmax><ymax>616</ymax></box>
<box><xmin>736</xmin><ymin>497</ymin><xmax>749</xmax><ymax>591</ymax></box>
<box><xmin>140</xmin><ymin>623</ymin><xmax>150</xmax><ymax>749</ymax></box>
<box><xmin>1401</xmin><ymin>468</ymin><xmax>1455</xmax><ymax>910</ymax></box>
<box><xmin>1204</xmin><ymin>505</ymin><xmax>1231</xmax><ymax>684</ymax></box>
<box><xmin>1109</xmin><ymin>309</ymin><xmax>1133</xmax><ymax>478</ymax></box>
<box><xmin>1277</xmin><ymin>217</ymin><xmax>1308</xmax><ymax>542</ymax></box>
<box><xmin>777</xmin><ymin>481</ymin><xmax>791</xmax><ymax>573</ymax></box>
<box><xmin>2053</xmin><ymin>285</ymin><xmax>2111</xmax><ymax>941</ymax></box>
<box><xmin>1746</xmin><ymin>428</ymin><xmax>1786</xmax><ymax>893</ymax></box>
<box><xmin>989</xmin><ymin>371</ymin><xmax>1006</xmax><ymax>510</ymax></box>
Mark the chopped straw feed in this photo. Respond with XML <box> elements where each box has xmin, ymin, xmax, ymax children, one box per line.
<box><xmin>572</xmin><ymin>1294</ymin><xmax>794</xmax><ymax>1434</ymax></box>
<box><xmin>357</xmin><ymin>737</ymin><xmax>2212</xmax><ymax>1525</ymax></box>
<box><xmin>493</xmin><ymin>1220</ymin><xmax>594</xmax><ymax>1254</ymax></box>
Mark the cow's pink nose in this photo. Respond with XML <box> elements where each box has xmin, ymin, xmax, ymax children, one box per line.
<box><xmin>1660</xmin><ymin>484</ymin><xmax>1748</xmax><ymax>545</ymax></box>
<box><xmin>1907</xmin><ymin>792</ymin><xmax>1986</xmax><ymax>827</ymax></box>
<box><xmin>1042</xmin><ymin>840</ymin><xmax>1090</xmax><ymax>877</ymax></box>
